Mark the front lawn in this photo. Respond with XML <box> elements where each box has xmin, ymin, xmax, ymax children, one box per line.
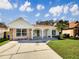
<box><xmin>48</xmin><ymin>40</ymin><xmax>79</xmax><ymax>59</ymax></box>
<box><xmin>0</xmin><ymin>39</ymin><xmax>10</xmax><ymax>46</ymax></box>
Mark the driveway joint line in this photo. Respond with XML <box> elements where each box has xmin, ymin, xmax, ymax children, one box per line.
<box><xmin>16</xmin><ymin>43</ymin><xmax>21</xmax><ymax>54</ymax></box>
<box><xmin>0</xmin><ymin>49</ymin><xmax>50</xmax><ymax>57</ymax></box>
<box><xmin>0</xmin><ymin>44</ymin><xmax>16</xmax><ymax>53</ymax></box>
<box><xmin>8</xmin><ymin>43</ymin><xmax>21</xmax><ymax>59</ymax></box>
<box><xmin>9</xmin><ymin>55</ymin><xmax>13</xmax><ymax>59</ymax></box>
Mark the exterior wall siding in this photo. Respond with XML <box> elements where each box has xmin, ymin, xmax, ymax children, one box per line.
<box><xmin>8</xmin><ymin>28</ymin><xmax>59</xmax><ymax>40</ymax></box>
<box><xmin>0</xmin><ymin>28</ymin><xmax>8</xmax><ymax>38</ymax></box>
<box><xmin>11</xmin><ymin>29</ymin><xmax>33</xmax><ymax>40</ymax></box>
<box><xmin>62</xmin><ymin>29</ymin><xmax>74</xmax><ymax>36</ymax></box>
<box><xmin>7</xmin><ymin>18</ymin><xmax>59</xmax><ymax>40</ymax></box>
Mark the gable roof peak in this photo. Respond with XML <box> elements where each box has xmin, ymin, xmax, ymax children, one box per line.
<box><xmin>8</xmin><ymin>17</ymin><xmax>33</xmax><ymax>28</ymax></box>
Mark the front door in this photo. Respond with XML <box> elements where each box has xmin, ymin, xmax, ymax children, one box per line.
<box><xmin>4</xmin><ymin>32</ymin><xmax>7</xmax><ymax>39</ymax></box>
<box><xmin>37</xmin><ymin>30</ymin><xmax>40</xmax><ymax>37</ymax></box>
<box><xmin>52</xmin><ymin>30</ymin><xmax>56</xmax><ymax>37</ymax></box>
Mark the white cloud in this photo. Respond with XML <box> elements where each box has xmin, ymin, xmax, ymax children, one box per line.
<box><xmin>35</xmin><ymin>13</ymin><xmax>40</xmax><ymax>17</ymax></box>
<box><xmin>25</xmin><ymin>7</ymin><xmax>33</xmax><ymax>12</ymax></box>
<box><xmin>63</xmin><ymin>5</ymin><xmax>69</xmax><ymax>14</ymax></box>
<box><xmin>49</xmin><ymin>4</ymin><xmax>79</xmax><ymax>16</ymax></box>
<box><xmin>70</xmin><ymin>4</ymin><xmax>79</xmax><ymax>16</ymax></box>
<box><xmin>61</xmin><ymin>16</ymin><xmax>66</xmax><ymax>20</ymax></box>
<box><xmin>0</xmin><ymin>0</ymin><xmax>13</xmax><ymax>9</ymax></box>
<box><xmin>19</xmin><ymin>1</ymin><xmax>33</xmax><ymax>12</ymax></box>
<box><xmin>49</xmin><ymin>6</ymin><xmax>63</xmax><ymax>16</ymax></box>
<box><xmin>37</xmin><ymin>4</ymin><xmax>45</xmax><ymax>10</ymax></box>
<box><xmin>48</xmin><ymin>3</ymin><xmax>79</xmax><ymax>18</ymax></box>
<box><xmin>44</xmin><ymin>13</ymin><xmax>50</xmax><ymax>17</ymax></box>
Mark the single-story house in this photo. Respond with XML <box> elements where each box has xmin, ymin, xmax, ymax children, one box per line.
<box><xmin>6</xmin><ymin>17</ymin><xmax>59</xmax><ymax>40</ymax></box>
<box><xmin>62</xmin><ymin>22</ymin><xmax>79</xmax><ymax>37</ymax></box>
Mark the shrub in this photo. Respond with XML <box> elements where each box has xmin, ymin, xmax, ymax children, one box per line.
<box><xmin>58</xmin><ymin>34</ymin><xmax>69</xmax><ymax>40</ymax></box>
<box><xmin>53</xmin><ymin>35</ymin><xmax>60</xmax><ymax>39</ymax></box>
<box><xmin>60</xmin><ymin>34</ymin><xmax>64</xmax><ymax>40</ymax></box>
<box><xmin>57</xmin><ymin>34</ymin><xmax>64</xmax><ymax>40</ymax></box>
<box><xmin>57</xmin><ymin>36</ymin><xmax>61</xmax><ymax>40</ymax></box>
<box><xmin>0</xmin><ymin>38</ymin><xmax>9</xmax><ymax>43</ymax></box>
<box><xmin>69</xmin><ymin>36</ymin><xmax>79</xmax><ymax>40</ymax></box>
<box><xmin>63</xmin><ymin>34</ymin><xmax>70</xmax><ymax>38</ymax></box>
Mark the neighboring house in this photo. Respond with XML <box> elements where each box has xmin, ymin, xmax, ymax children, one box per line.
<box><xmin>0</xmin><ymin>23</ymin><xmax>8</xmax><ymax>38</ymax></box>
<box><xmin>62</xmin><ymin>22</ymin><xmax>79</xmax><ymax>37</ymax></box>
<box><xmin>7</xmin><ymin>17</ymin><xmax>59</xmax><ymax>40</ymax></box>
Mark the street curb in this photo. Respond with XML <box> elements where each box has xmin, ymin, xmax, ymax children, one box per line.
<box><xmin>46</xmin><ymin>40</ymin><xmax>50</xmax><ymax>44</ymax></box>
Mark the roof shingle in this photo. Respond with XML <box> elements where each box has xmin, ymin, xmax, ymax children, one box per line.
<box><xmin>69</xmin><ymin>22</ymin><xmax>79</xmax><ymax>28</ymax></box>
<box><xmin>0</xmin><ymin>23</ymin><xmax>7</xmax><ymax>28</ymax></box>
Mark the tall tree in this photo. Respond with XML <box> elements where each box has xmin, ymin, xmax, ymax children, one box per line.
<box><xmin>56</xmin><ymin>20</ymin><xmax>69</xmax><ymax>34</ymax></box>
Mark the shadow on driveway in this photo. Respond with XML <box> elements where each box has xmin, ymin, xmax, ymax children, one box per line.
<box><xmin>17</xmin><ymin>38</ymin><xmax>57</xmax><ymax>43</ymax></box>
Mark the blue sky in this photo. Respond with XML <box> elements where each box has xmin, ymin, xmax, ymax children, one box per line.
<box><xmin>0</xmin><ymin>0</ymin><xmax>79</xmax><ymax>24</ymax></box>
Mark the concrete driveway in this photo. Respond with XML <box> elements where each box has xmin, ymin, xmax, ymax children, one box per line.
<box><xmin>0</xmin><ymin>41</ymin><xmax>62</xmax><ymax>59</ymax></box>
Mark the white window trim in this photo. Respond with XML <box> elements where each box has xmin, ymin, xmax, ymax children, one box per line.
<box><xmin>16</xmin><ymin>29</ymin><xmax>27</xmax><ymax>37</ymax></box>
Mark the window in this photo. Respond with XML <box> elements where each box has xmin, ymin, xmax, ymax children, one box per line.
<box><xmin>22</xmin><ymin>29</ymin><xmax>27</xmax><ymax>36</ymax></box>
<box><xmin>52</xmin><ymin>30</ymin><xmax>56</xmax><ymax>36</ymax></box>
<box><xmin>16</xmin><ymin>29</ymin><xmax>27</xmax><ymax>36</ymax></box>
<box><xmin>16</xmin><ymin>29</ymin><xmax>21</xmax><ymax>36</ymax></box>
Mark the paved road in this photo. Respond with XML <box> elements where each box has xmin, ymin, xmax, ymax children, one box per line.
<box><xmin>0</xmin><ymin>41</ymin><xmax>62</xmax><ymax>59</ymax></box>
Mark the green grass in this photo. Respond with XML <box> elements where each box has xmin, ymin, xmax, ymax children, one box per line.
<box><xmin>48</xmin><ymin>40</ymin><xmax>79</xmax><ymax>59</ymax></box>
<box><xmin>0</xmin><ymin>40</ymin><xmax>10</xmax><ymax>46</ymax></box>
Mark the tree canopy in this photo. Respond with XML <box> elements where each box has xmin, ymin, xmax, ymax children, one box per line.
<box><xmin>55</xmin><ymin>20</ymin><xmax>69</xmax><ymax>32</ymax></box>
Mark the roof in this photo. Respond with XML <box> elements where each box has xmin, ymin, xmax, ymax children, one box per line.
<box><xmin>33</xmin><ymin>24</ymin><xmax>53</xmax><ymax>27</ymax></box>
<box><xmin>0</xmin><ymin>23</ymin><xmax>7</xmax><ymax>28</ymax></box>
<box><xmin>8</xmin><ymin>17</ymin><xmax>33</xmax><ymax>28</ymax></box>
<box><xmin>69</xmin><ymin>22</ymin><xmax>79</xmax><ymax>28</ymax></box>
<box><xmin>8</xmin><ymin>17</ymin><xmax>56</xmax><ymax>29</ymax></box>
